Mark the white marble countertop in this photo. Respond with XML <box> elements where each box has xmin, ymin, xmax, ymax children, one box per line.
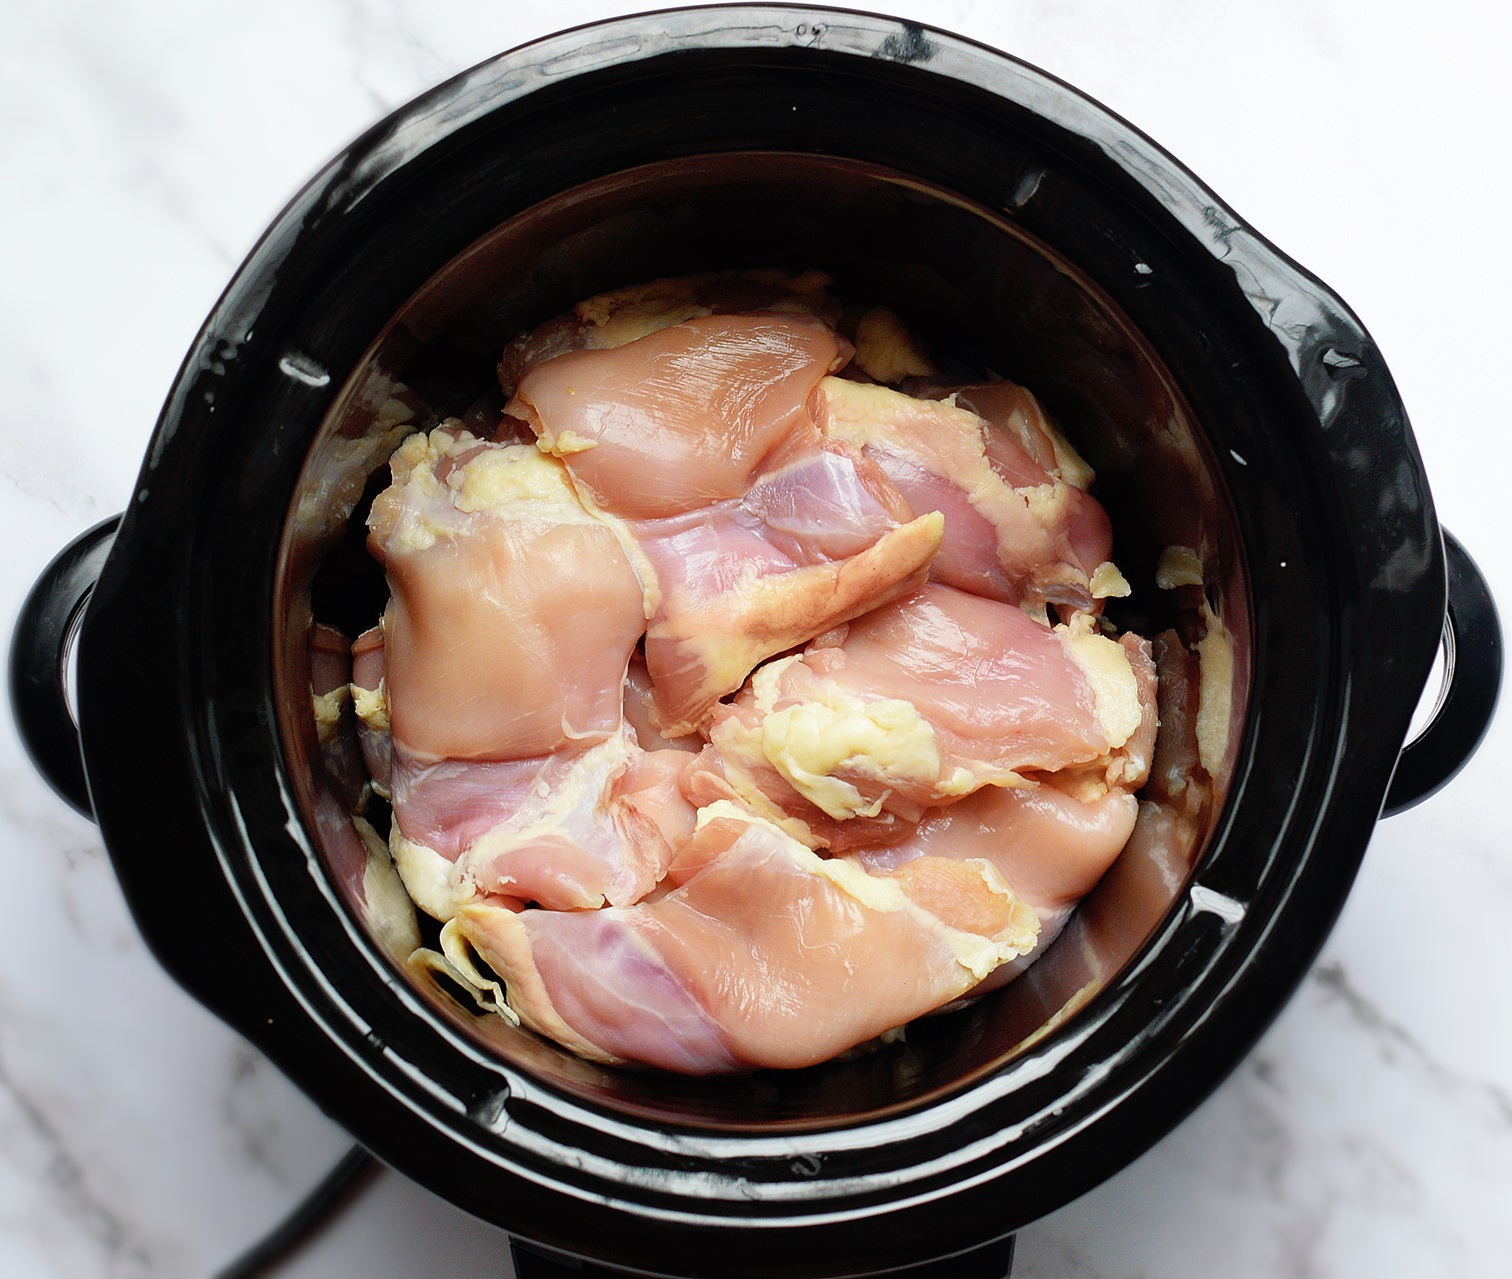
<box><xmin>2</xmin><ymin>2</ymin><xmax>1508</xmax><ymax>1276</ymax></box>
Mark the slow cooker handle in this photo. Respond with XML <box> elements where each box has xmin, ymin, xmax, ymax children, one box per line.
<box><xmin>1383</xmin><ymin>530</ymin><xmax>1502</xmax><ymax>817</ymax></box>
<box><xmin>9</xmin><ymin>515</ymin><xmax>120</xmax><ymax>818</ymax></box>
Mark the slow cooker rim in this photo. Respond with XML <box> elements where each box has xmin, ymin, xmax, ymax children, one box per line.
<box><xmin>71</xmin><ymin>7</ymin><xmax>1446</xmax><ymax>1271</ymax></box>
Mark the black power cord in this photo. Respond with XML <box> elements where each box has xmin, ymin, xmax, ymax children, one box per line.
<box><xmin>211</xmin><ymin>1145</ymin><xmax>379</xmax><ymax>1279</ymax></box>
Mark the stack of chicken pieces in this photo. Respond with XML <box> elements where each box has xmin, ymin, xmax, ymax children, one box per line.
<box><xmin>350</xmin><ymin>271</ymin><xmax>1157</xmax><ymax>1074</ymax></box>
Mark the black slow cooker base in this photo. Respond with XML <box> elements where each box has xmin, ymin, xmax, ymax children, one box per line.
<box><xmin>54</xmin><ymin>8</ymin><xmax>1460</xmax><ymax>1276</ymax></box>
<box><xmin>510</xmin><ymin>1236</ymin><xmax>1016</xmax><ymax>1279</ymax></box>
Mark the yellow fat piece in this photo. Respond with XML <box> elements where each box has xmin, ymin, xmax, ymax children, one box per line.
<box><xmin>351</xmin><ymin>679</ymin><xmax>390</xmax><ymax>733</ymax></box>
<box><xmin>761</xmin><ymin>690</ymin><xmax>942</xmax><ymax>821</ymax></box>
<box><xmin>587</xmin><ymin>304</ymin><xmax>711</xmax><ymax>349</ymax></box>
<box><xmin>448</xmin><ymin>443</ymin><xmax>596</xmax><ymax>520</ymax></box>
<box><xmin>1155</xmin><ymin>544</ymin><xmax>1205</xmax><ymax>589</ymax></box>
<box><xmin>405</xmin><ymin>918</ymin><xmax>519</xmax><ymax>1025</ymax></box>
<box><xmin>1059</xmin><ymin>627</ymin><xmax>1142</xmax><ymax>749</ymax></box>
<box><xmin>390</xmin><ymin>829</ymin><xmax>466</xmax><ymax>922</ymax></box>
<box><xmin>353</xmin><ymin>815</ymin><xmax>422</xmax><ymax>957</ymax></box>
<box><xmin>1089</xmin><ymin>561</ymin><xmax>1132</xmax><ymax>599</ymax></box>
<box><xmin>312</xmin><ymin>686</ymin><xmax>348</xmax><ymax>743</ymax></box>
<box><xmin>1196</xmin><ymin>605</ymin><xmax>1235</xmax><ymax>777</ymax></box>
<box><xmin>533</xmin><ymin>429</ymin><xmax>598</xmax><ymax>456</ymax></box>
<box><xmin>853</xmin><ymin>307</ymin><xmax>937</xmax><ymax>384</ymax></box>
<box><xmin>382</xmin><ymin>429</ymin><xmax>602</xmax><ymax>553</ymax></box>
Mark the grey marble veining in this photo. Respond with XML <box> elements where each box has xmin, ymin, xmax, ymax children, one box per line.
<box><xmin>2</xmin><ymin>2</ymin><xmax>1508</xmax><ymax>1277</ymax></box>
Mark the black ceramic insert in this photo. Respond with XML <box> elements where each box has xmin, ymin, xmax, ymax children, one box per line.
<box><xmin>275</xmin><ymin>149</ymin><xmax>1250</xmax><ymax>1135</ymax></box>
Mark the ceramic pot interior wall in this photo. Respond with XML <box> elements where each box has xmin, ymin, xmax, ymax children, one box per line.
<box><xmin>278</xmin><ymin>152</ymin><xmax>1249</xmax><ymax>1129</ymax></box>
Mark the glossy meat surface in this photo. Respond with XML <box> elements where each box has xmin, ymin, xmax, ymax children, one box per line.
<box><xmin>508</xmin><ymin>312</ymin><xmax>848</xmax><ymax>520</ymax></box>
<box><xmin>688</xmin><ymin>584</ymin><xmax>1153</xmax><ymax>847</ymax></box>
<box><xmin>638</xmin><ymin>494</ymin><xmax>943</xmax><ymax>736</ymax></box>
<box><xmin>816</xmin><ymin>377</ymin><xmax>1119</xmax><ymax>611</ymax></box>
<box><xmin>513</xmin><ymin>313</ymin><xmax>945</xmax><ymax>736</ymax></box>
<box><xmin>854</xmin><ymin>781</ymin><xmax>1138</xmax><ymax>907</ymax></box>
<box><xmin>367</xmin><ymin>431</ymin><xmax>646</xmax><ymax>761</ymax></box>
<box><xmin>386</xmin><ymin>729</ymin><xmax>695</xmax><ymax>914</ymax></box>
<box><xmin>496</xmin><ymin>268</ymin><xmax>841</xmax><ymax>397</ymax></box>
<box><xmin>457</xmin><ymin>808</ymin><xmax>1039</xmax><ymax>1072</ymax></box>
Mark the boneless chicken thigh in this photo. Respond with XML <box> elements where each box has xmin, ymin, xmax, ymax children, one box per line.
<box><xmin>380</xmin><ymin>731</ymin><xmax>696</xmax><ymax>915</ymax></box>
<box><xmin>815</xmin><ymin>377</ymin><xmax>1122</xmax><ymax>613</ymax></box>
<box><xmin>367</xmin><ymin>429</ymin><xmax>646</xmax><ymax>760</ymax></box>
<box><xmin>849</xmin><ymin>780</ymin><xmax>1142</xmax><ymax>991</ymax></box>
<box><xmin>507</xmin><ymin>311</ymin><xmax>849</xmax><ymax>519</ymax></box>
<box><xmin>506</xmin><ymin>313</ymin><xmax>946</xmax><ymax>735</ymax></box>
<box><xmin>686</xmin><ymin>583</ymin><xmax>1156</xmax><ymax>848</ymax></box>
<box><xmin>456</xmin><ymin>806</ymin><xmax>1039</xmax><ymax>1073</ymax></box>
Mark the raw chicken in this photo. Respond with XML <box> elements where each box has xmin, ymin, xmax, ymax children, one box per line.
<box><xmin>367</xmin><ymin>428</ymin><xmax>646</xmax><ymax>761</ymax></box>
<box><xmin>949</xmin><ymin>382</ymin><xmax>1095</xmax><ymax>491</ymax></box>
<box><xmin>633</xmin><ymin>456</ymin><xmax>943</xmax><ymax>736</ymax></box>
<box><xmin>455</xmin><ymin>806</ymin><xmax>1039</xmax><ymax>1073</ymax></box>
<box><xmin>849</xmin><ymin>780</ymin><xmax>1140</xmax><ymax>991</ymax></box>
<box><xmin>309</xmin><ymin>623</ymin><xmax>367</xmax><ymax>811</ymax></box>
<box><xmin>509</xmin><ymin>313</ymin><xmax>945</xmax><ymax>735</ymax></box>
<box><xmin>497</xmin><ymin>268</ymin><xmax>841</xmax><ymax>397</ymax></box>
<box><xmin>350</xmin><ymin>624</ymin><xmax>392</xmax><ymax>796</ymax></box>
<box><xmin>385</xmin><ymin>728</ymin><xmax>696</xmax><ymax>915</ymax></box>
<box><xmin>507</xmin><ymin>311</ymin><xmax>850</xmax><ymax>520</ymax></box>
<box><xmin>685</xmin><ymin>584</ymin><xmax>1156</xmax><ymax>848</ymax></box>
<box><xmin>815</xmin><ymin>377</ymin><xmax>1123</xmax><ymax>613</ymax></box>
<box><xmin>622</xmin><ymin>650</ymin><xmax>700</xmax><ymax>753</ymax></box>
<box><xmin>358</xmin><ymin>427</ymin><xmax>696</xmax><ymax>917</ymax></box>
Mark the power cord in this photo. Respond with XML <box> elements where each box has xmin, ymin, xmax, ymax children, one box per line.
<box><xmin>211</xmin><ymin>1145</ymin><xmax>379</xmax><ymax>1279</ymax></box>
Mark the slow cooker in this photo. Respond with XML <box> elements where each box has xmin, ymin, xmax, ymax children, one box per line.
<box><xmin>9</xmin><ymin>9</ymin><xmax>1502</xmax><ymax>1278</ymax></box>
